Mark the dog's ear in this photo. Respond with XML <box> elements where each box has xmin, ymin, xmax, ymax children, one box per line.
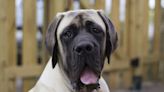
<box><xmin>97</xmin><ymin>10</ymin><xmax>118</xmax><ymax>64</ymax></box>
<box><xmin>45</xmin><ymin>14</ymin><xmax>64</xmax><ymax>68</ymax></box>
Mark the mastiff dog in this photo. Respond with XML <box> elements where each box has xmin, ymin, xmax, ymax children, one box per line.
<box><xmin>29</xmin><ymin>9</ymin><xmax>118</xmax><ymax>92</ymax></box>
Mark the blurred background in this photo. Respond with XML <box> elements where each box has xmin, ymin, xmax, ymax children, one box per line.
<box><xmin>0</xmin><ymin>0</ymin><xmax>164</xmax><ymax>92</ymax></box>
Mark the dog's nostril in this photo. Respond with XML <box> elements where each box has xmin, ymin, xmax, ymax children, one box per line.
<box><xmin>85</xmin><ymin>45</ymin><xmax>93</xmax><ymax>52</ymax></box>
<box><xmin>75</xmin><ymin>47</ymin><xmax>82</xmax><ymax>54</ymax></box>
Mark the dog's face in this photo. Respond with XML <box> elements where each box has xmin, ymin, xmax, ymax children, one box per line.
<box><xmin>45</xmin><ymin>10</ymin><xmax>118</xmax><ymax>91</ymax></box>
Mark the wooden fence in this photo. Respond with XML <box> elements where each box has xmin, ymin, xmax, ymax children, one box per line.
<box><xmin>0</xmin><ymin>0</ymin><xmax>162</xmax><ymax>92</ymax></box>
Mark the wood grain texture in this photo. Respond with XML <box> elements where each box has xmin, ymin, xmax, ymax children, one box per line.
<box><xmin>0</xmin><ymin>0</ymin><xmax>7</xmax><ymax>92</ymax></box>
<box><xmin>23</xmin><ymin>0</ymin><xmax>37</xmax><ymax>65</ymax></box>
<box><xmin>153</xmin><ymin>0</ymin><xmax>161</xmax><ymax>58</ymax></box>
<box><xmin>0</xmin><ymin>0</ymin><xmax>16</xmax><ymax>92</ymax></box>
<box><xmin>94</xmin><ymin>0</ymin><xmax>105</xmax><ymax>9</ymax></box>
<box><xmin>23</xmin><ymin>0</ymin><xmax>37</xmax><ymax>91</ymax></box>
<box><xmin>6</xmin><ymin>0</ymin><xmax>17</xmax><ymax>91</ymax></box>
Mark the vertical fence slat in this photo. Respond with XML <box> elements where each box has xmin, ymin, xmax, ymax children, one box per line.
<box><xmin>23</xmin><ymin>0</ymin><xmax>37</xmax><ymax>65</ymax></box>
<box><xmin>153</xmin><ymin>0</ymin><xmax>161</xmax><ymax>58</ymax></box>
<box><xmin>110</xmin><ymin>0</ymin><xmax>125</xmax><ymax>59</ymax></box>
<box><xmin>0</xmin><ymin>0</ymin><xmax>7</xmax><ymax>92</ymax></box>
<box><xmin>94</xmin><ymin>0</ymin><xmax>105</xmax><ymax>9</ymax></box>
<box><xmin>124</xmin><ymin>0</ymin><xmax>135</xmax><ymax>88</ymax></box>
<box><xmin>80</xmin><ymin>0</ymin><xmax>93</xmax><ymax>9</ymax></box>
<box><xmin>152</xmin><ymin>0</ymin><xmax>161</xmax><ymax>80</ymax></box>
<box><xmin>108</xmin><ymin>72</ymin><xmax>117</xmax><ymax>89</ymax></box>
<box><xmin>23</xmin><ymin>0</ymin><xmax>37</xmax><ymax>91</ymax></box>
<box><xmin>48</xmin><ymin>0</ymin><xmax>66</xmax><ymax>22</ymax></box>
<box><xmin>124</xmin><ymin>0</ymin><xmax>130</xmax><ymax>58</ymax></box>
<box><xmin>109</xmin><ymin>0</ymin><xmax>121</xmax><ymax>89</ymax></box>
<box><xmin>0</xmin><ymin>0</ymin><xmax>16</xmax><ymax>91</ymax></box>
<box><xmin>6</xmin><ymin>0</ymin><xmax>17</xmax><ymax>66</ymax></box>
<box><xmin>42</xmin><ymin>0</ymin><xmax>66</xmax><ymax>63</ymax></box>
<box><xmin>41</xmin><ymin>0</ymin><xmax>49</xmax><ymax>65</ymax></box>
<box><xmin>124</xmin><ymin>0</ymin><xmax>146</xmax><ymax>87</ymax></box>
<box><xmin>142</xmin><ymin>0</ymin><xmax>149</xmax><ymax>58</ymax></box>
<box><xmin>134</xmin><ymin>0</ymin><xmax>149</xmax><ymax>80</ymax></box>
<box><xmin>130</xmin><ymin>0</ymin><xmax>137</xmax><ymax>58</ymax></box>
<box><xmin>125</xmin><ymin>0</ymin><xmax>137</xmax><ymax>58</ymax></box>
<box><xmin>123</xmin><ymin>0</ymin><xmax>130</xmax><ymax>58</ymax></box>
<box><xmin>135</xmin><ymin>0</ymin><xmax>148</xmax><ymax>58</ymax></box>
<box><xmin>111</xmin><ymin>0</ymin><xmax>120</xmax><ymax>32</ymax></box>
<box><xmin>6</xmin><ymin>0</ymin><xmax>17</xmax><ymax>92</ymax></box>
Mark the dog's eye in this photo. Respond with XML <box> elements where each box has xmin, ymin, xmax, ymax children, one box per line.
<box><xmin>91</xmin><ymin>27</ymin><xmax>100</xmax><ymax>33</ymax></box>
<box><xmin>63</xmin><ymin>31</ymin><xmax>73</xmax><ymax>38</ymax></box>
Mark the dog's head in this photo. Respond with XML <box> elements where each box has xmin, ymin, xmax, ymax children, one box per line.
<box><xmin>45</xmin><ymin>9</ymin><xmax>118</xmax><ymax>91</ymax></box>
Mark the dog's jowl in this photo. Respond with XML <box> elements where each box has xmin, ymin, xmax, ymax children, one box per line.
<box><xmin>29</xmin><ymin>9</ymin><xmax>118</xmax><ymax>92</ymax></box>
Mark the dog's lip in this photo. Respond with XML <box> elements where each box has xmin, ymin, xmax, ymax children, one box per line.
<box><xmin>80</xmin><ymin>67</ymin><xmax>99</xmax><ymax>85</ymax></box>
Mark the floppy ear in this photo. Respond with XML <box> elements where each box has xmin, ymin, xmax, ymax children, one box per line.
<box><xmin>97</xmin><ymin>11</ymin><xmax>118</xmax><ymax>64</ymax></box>
<box><xmin>45</xmin><ymin>14</ymin><xmax>64</xmax><ymax>68</ymax></box>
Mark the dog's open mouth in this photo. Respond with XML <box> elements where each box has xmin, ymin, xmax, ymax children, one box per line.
<box><xmin>80</xmin><ymin>67</ymin><xmax>98</xmax><ymax>85</ymax></box>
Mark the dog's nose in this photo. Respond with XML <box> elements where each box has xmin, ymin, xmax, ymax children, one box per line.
<box><xmin>74</xmin><ymin>42</ymin><xmax>94</xmax><ymax>54</ymax></box>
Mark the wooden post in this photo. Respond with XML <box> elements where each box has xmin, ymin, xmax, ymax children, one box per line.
<box><xmin>153</xmin><ymin>0</ymin><xmax>161</xmax><ymax>59</ymax></box>
<box><xmin>123</xmin><ymin>0</ymin><xmax>130</xmax><ymax>59</ymax></box>
<box><xmin>124</xmin><ymin>0</ymin><xmax>130</xmax><ymax>58</ymax></box>
<box><xmin>23</xmin><ymin>0</ymin><xmax>37</xmax><ymax>91</ymax></box>
<box><xmin>152</xmin><ymin>0</ymin><xmax>161</xmax><ymax>80</ymax></box>
<box><xmin>47</xmin><ymin>0</ymin><xmax>66</xmax><ymax>23</ymax></box>
<box><xmin>0</xmin><ymin>0</ymin><xmax>16</xmax><ymax>92</ymax></box>
<box><xmin>110</xmin><ymin>0</ymin><xmax>125</xmax><ymax>59</ymax></box>
<box><xmin>0</xmin><ymin>0</ymin><xmax>16</xmax><ymax>91</ymax></box>
<box><xmin>138</xmin><ymin>0</ymin><xmax>149</xmax><ymax>75</ymax></box>
<box><xmin>128</xmin><ymin>0</ymin><xmax>137</xmax><ymax>58</ymax></box>
<box><xmin>136</xmin><ymin>0</ymin><xmax>148</xmax><ymax>58</ymax></box>
<box><xmin>124</xmin><ymin>0</ymin><xmax>149</xmax><ymax>86</ymax></box>
<box><xmin>125</xmin><ymin>0</ymin><xmax>149</xmax><ymax>58</ymax></box>
<box><xmin>108</xmin><ymin>72</ymin><xmax>118</xmax><ymax>89</ymax></box>
<box><xmin>41</xmin><ymin>0</ymin><xmax>50</xmax><ymax>65</ymax></box>
<box><xmin>80</xmin><ymin>0</ymin><xmax>94</xmax><ymax>9</ymax></box>
<box><xmin>6</xmin><ymin>0</ymin><xmax>17</xmax><ymax>66</ymax></box>
<box><xmin>0</xmin><ymin>1</ymin><xmax>7</xmax><ymax>92</ymax></box>
<box><xmin>123</xmin><ymin>0</ymin><xmax>137</xmax><ymax>89</ymax></box>
<box><xmin>142</xmin><ymin>0</ymin><xmax>149</xmax><ymax>59</ymax></box>
<box><xmin>136</xmin><ymin>0</ymin><xmax>149</xmax><ymax>80</ymax></box>
<box><xmin>125</xmin><ymin>0</ymin><xmax>137</xmax><ymax>58</ymax></box>
<box><xmin>111</xmin><ymin>0</ymin><xmax>120</xmax><ymax>33</ymax></box>
<box><xmin>94</xmin><ymin>0</ymin><xmax>105</xmax><ymax>9</ymax></box>
<box><xmin>23</xmin><ymin>0</ymin><xmax>37</xmax><ymax>65</ymax></box>
<box><xmin>42</xmin><ymin>0</ymin><xmax>66</xmax><ymax>63</ymax></box>
<box><xmin>6</xmin><ymin>0</ymin><xmax>17</xmax><ymax>92</ymax></box>
<box><xmin>122</xmin><ymin>69</ymin><xmax>132</xmax><ymax>88</ymax></box>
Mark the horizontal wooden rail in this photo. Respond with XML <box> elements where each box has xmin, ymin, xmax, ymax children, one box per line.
<box><xmin>103</xmin><ymin>60</ymin><xmax>130</xmax><ymax>72</ymax></box>
<box><xmin>5</xmin><ymin>65</ymin><xmax>44</xmax><ymax>79</ymax></box>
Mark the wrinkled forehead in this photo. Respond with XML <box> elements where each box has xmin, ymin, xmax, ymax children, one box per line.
<box><xmin>57</xmin><ymin>10</ymin><xmax>106</xmax><ymax>36</ymax></box>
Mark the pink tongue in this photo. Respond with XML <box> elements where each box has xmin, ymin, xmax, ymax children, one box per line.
<box><xmin>80</xmin><ymin>68</ymin><xmax>98</xmax><ymax>85</ymax></box>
